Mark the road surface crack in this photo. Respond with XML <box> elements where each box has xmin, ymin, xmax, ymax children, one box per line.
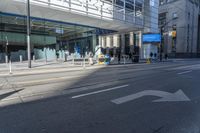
<box><xmin>151</xmin><ymin>126</ymin><xmax>164</xmax><ymax>133</ymax></box>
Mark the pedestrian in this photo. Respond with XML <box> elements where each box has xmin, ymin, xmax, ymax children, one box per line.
<box><xmin>160</xmin><ymin>53</ymin><xmax>163</xmax><ymax>62</ymax></box>
<box><xmin>150</xmin><ymin>52</ymin><xmax>153</xmax><ymax>62</ymax></box>
<box><xmin>129</xmin><ymin>51</ymin><xmax>132</xmax><ymax>60</ymax></box>
<box><xmin>165</xmin><ymin>54</ymin><xmax>168</xmax><ymax>60</ymax></box>
<box><xmin>154</xmin><ymin>53</ymin><xmax>157</xmax><ymax>58</ymax></box>
<box><xmin>154</xmin><ymin>53</ymin><xmax>157</xmax><ymax>61</ymax></box>
<box><xmin>118</xmin><ymin>51</ymin><xmax>121</xmax><ymax>64</ymax></box>
<box><xmin>150</xmin><ymin>52</ymin><xmax>153</xmax><ymax>58</ymax></box>
<box><xmin>56</xmin><ymin>51</ymin><xmax>59</xmax><ymax>61</ymax></box>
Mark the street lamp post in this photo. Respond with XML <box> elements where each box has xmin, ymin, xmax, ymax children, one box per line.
<box><xmin>27</xmin><ymin>0</ymin><xmax>31</xmax><ymax>68</ymax></box>
<box><xmin>160</xmin><ymin>26</ymin><xmax>164</xmax><ymax>61</ymax></box>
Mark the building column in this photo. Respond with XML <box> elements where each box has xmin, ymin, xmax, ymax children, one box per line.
<box><xmin>121</xmin><ymin>33</ymin><xmax>125</xmax><ymax>55</ymax></box>
<box><xmin>129</xmin><ymin>32</ymin><xmax>134</xmax><ymax>53</ymax></box>
<box><xmin>98</xmin><ymin>36</ymin><xmax>102</xmax><ymax>48</ymax></box>
<box><xmin>113</xmin><ymin>34</ymin><xmax>120</xmax><ymax>56</ymax></box>
<box><xmin>95</xmin><ymin>36</ymin><xmax>102</xmax><ymax>56</ymax></box>
<box><xmin>102</xmin><ymin>36</ymin><xmax>106</xmax><ymax>49</ymax></box>
<box><xmin>138</xmin><ymin>31</ymin><xmax>143</xmax><ymax>59</ymax></box>
<box><xmin>106</xmin><ymin>36</ymin><xmax>111</xmax><ymax>54</ymax></box>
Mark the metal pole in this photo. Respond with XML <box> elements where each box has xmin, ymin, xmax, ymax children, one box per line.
<box><xmin>123</xmin><ymin>0</ymin><xmax>125</xmax><ymax>21</ymax></box>
<box><xmin>45</xmin><ymin>47</ymin><xmax>47</xmax><ymax>63</ymax></box>
<box><xmin>83</xmin><ymin>57</ymin><xmax>86</xmax><ymax>69</ymax></box>
<box><xmin>27</xmin><ymin>0</ymin><xmax>31</xmax><ymax>68</ymax></box>
<box><xmin>72</xmin><ymin>55</ymin><xmax>74</xmax><ymax>65</ymax></box>
<box><xmin>5</xmin><ymin>36</ymin><xmax>8</xmax><ymax>64</ymax></box>
<box><xmin>124</xmin><ymin>56</ymin><xmax>125</xmax><ymax>64</ymax></box>
<box><xmin>191</xmin><ymin>3</ymin><xmax>194</xmax><ymax>57</ymax></box>
<box><xmin>160</xmin><ymin>27</ymin><xmax>163</xmax><ymax>61</ymax></box>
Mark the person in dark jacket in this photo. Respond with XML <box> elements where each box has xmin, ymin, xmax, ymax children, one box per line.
<box><xmin>118</xmin><ymin>52</ymin><xmax>121</xmax><ymax>64</ymax></box>
<box><xmin>165</xmin><ymin>54</ymin><xmax>168</xmax><ymax>60</ymax></box>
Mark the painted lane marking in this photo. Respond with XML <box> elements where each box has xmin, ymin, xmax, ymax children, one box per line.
<box><xmin>71</xmin><ymin>84</ymin><xmax>129</xmax><ymax>99</ymax></box>
<box><xmin>111</xmin><ymin>89</ymin><xmax>190</xmax><ymax>104</ymax></box>
<box><xmin>177</xmin><ymin>70</ymin><xmax>192</xmax><ymax>75</ymax></box>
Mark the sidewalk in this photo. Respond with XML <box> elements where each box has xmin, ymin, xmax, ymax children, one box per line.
<box><xmin>0</xmin><ymin>58</ymin><xmax>182</xmax><ymax>76</ymax></box>
<box><xmin>0</xmin><ymin>58</ymin><xmax>142</xmax><ymax>75</ymax></box>
<box><xmin>0</xmin><ymin>61</ymin><xmax>104</xmax><ymax>76</ymax></box>
<box><xmin>0</xmin><ymin>60</ymin><xmax>149</xmax><ymax>91</ymax></box>
<box><xmin>0</xmin><ymin>60</ymin><xmax>130</xmax><ymax>76</ymax></box>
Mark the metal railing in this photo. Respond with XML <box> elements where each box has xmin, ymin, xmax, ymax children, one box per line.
<box><xmin>15</xmin><ymin>0</ymin><xmax>144</xmax><ymax>26</ymax></box>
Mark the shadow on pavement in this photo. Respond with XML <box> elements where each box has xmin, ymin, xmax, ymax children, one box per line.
<box><xmin>0</xmin><ymin>89</ymin><xmax>23</xmax><ymax>100</ymax></box>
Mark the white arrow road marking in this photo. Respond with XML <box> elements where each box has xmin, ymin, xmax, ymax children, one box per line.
<box><xmin>177</xmin><ymin>70</ymin><xmax>192</xmax><ymax>75</ymax></box>
<box><xmin>111</xmin><ymin>90</ymin><xmax>191</xmax><ymax>104</ymax></box>
<box><xmin>71</xmin><ymin>84</ymin><xmax>129</xmax><ymax>99</ymax></box>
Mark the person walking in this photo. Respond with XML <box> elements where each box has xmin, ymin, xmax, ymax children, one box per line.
<box><xmin>118</xmin><ymin>51</ymin><xmax>121</xmax><ymax>64</ymax></box>
<box><xmin>150</xmin><ymin>52</ymin><xmax>153</xmax><ymax>62</ymax></box>
<box><xmin>160</xmin><ymin>53</ymin><xmax>163</xmax><ymax>62</ymax></box>
<box><xmin>154</xmin><ymin>53</ymin><xmax>157</xmax><ymax>62</ymax></box>
<box><xmin>165</xmin><ymin>54</ymin><xmax>168</xmax><ymax>61</ymax></box>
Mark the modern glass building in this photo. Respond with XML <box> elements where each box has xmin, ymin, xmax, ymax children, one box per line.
<box><xmin>0</xmin><ymin>0</ymin><xmax>158</xmax><ymax>62</ymax></box>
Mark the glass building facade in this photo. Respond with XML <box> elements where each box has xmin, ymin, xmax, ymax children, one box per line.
<box><xmin>0</xmin><ymin>12</ymin><xmax>115</xmax><ymax>62</ymax></box>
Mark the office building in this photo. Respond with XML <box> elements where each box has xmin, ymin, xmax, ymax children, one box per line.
<box><xmin>0</xmin><ymin>0</ymin><xmax>159</xmax><ymax>63</ymax></box>
<box><xmin>159</xmin><ymin>0</ymin><xmax>200</xmax><ymax>58</ymax></box>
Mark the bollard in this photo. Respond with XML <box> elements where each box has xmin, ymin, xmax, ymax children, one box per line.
<box><xmin>81</xmin><ymin>58</ymin><xmax>83</xmax><ymax>66</ymax></box>
<box><xmin>33</xmin><ymin>55</ymin><xmax>36</xmax><ymax>62</ymax></box>
<box><xmin>20</xmin><ymin>55</ymin><xmax>23</xmax><ymax>63</ymax></box>
<box><xmin>5</xmin><ymin>55</ymin><xmax>8</xmax><ymax>64</ymax></box>
<box><xmin>83</xmin><ymin>57</ymin><xmax>86</xmax><ymax>69</ymax></box>
<box><xmin>124</xmin><ymin>56</ymin><xmax>126</xmax><ymax>64</ymax></box>
<box><xmin>9</xmin><ymin>60</ymin><xmax>12</xmax><ymax>74</ymax></box>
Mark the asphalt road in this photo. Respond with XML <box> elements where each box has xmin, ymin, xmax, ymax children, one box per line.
<box><xmin>0</xmin><ymin>60</ymin><xmax>200</xmax><ymax>133</ymax></box>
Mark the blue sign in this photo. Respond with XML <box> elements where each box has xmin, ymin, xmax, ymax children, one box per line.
<box><xmin>143</xmin><ymin>34</ymin><xmax>161</xmax><ymax>43</ymax></box>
